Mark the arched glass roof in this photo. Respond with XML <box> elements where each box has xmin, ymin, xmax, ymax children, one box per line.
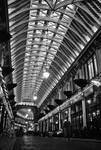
<box><xmin>8</xmin><ymin>0</ymin><xmax>101</xmax><ymax>108</ymax></box>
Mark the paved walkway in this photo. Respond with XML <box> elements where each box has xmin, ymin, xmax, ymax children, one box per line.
<box><xmin>12</xmin><ymin>135</ymin><xmax>101</xmax><ymax>150</ymax></box>
<box><xmin>0</xmin><ymin>135</ymin><xmax>101</xmax><ymax>150</ymax></box>
<box><xmin>0</xmin><ymin>135</ymin><xmax>16</xmax><ymax>150</ymax></box>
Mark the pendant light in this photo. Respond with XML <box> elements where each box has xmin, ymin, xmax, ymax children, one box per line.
<box><xmin>33</xmin><ymin>95</ymin><xmax>37</xmax><ymax>101</ymax></box>
<box><xmin>43</xmin><ymin>70</ymin><xmax>50</xmax><ymax>79</ymax></box>
<box><xmin>43</xmin><ymin>29</ymin><xmax>50</xmax><ymax>79</ymax></box>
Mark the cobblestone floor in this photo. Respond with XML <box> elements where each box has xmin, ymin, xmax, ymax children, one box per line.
<box><xmin>0</xmin><ymin>135</ymin><xmax>15</xmax><ymax>150</ymax></box>
<box><xmin>12</xmin><ymin>135</ymin><xmax>101</xmax><ymax>150</ymax></box>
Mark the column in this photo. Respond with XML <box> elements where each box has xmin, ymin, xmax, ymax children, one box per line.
<box><xmin>58</xmin><ymin>89</ymin><xmax>62</xmax><ymax>130</ymax></box>
<box><xmin>43</xmin><ymin>120</ymin><xmax>45</xmax><ymax>134</ymax></box>
<box><xmin>52</xmin><ymin>116</ymin><xmax>54</xmax><ymax>131</ymax></box>
<box><xmin>4</xmin><ymin>111</ymin><xmax>7</xmax><ymax>130</ymax></box>
<box><xmin>59</xmin><ymin>89</ymin><xmax>62</xmax><ymax>99</ymax></box>
<box><xmin>82</xmin><ymin>96</ymin><xmax>87</xmax><ymax>128</ymax></box>
<box><xmin>47</xmin><ymin>119</ymin><xmax>49</xmax><ymax>132</ymax></box>
<box><xmin>59</xmin><ymin>112</ymin><xmax>61</xmax><ymax>130</ymax></box>
<box><xmin>68</xmin><ymin>107</ymin><xmax>71</xmax><ymax>122</ymax></box>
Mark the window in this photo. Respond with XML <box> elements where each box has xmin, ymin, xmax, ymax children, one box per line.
<box><xmin>88</xmin><ymin>58</ymin><xmax>94</xmax><ymax>79</ymax></box>
<box><xmin>84</xmin><ymin>63</ymin><xmax>89</xmax><ymax>79</ymax></box>
<box><xmin>93</xmin><ymin>55</ymin><xmax>98</xmax><ymax>75</ymax></box>
<box><xmin>78</xmin><ymin>68</ymin><xmax>83</xmax><ymax>79</ymax></box>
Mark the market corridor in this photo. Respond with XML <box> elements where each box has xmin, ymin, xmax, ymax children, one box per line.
<box><xmin>11</xmin><ymin>135</ymin><xmax>101</xmax><ymax>150</ymax></box>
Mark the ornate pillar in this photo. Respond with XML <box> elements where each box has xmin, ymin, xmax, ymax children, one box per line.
<box><xmin>3</xmin><ymin>110</ymin><xmax>7</xmax><ymax>131</ymax></box>
<box><xmin>52</xmin><ymin>115</ymin><xmax>54</xmax><ymax>131</ymax></box>
<box><xmin>68</xmin><ymin>107</ymin><xmax>71</xmax><ymax>122</ymax></box>
<box><xmin>59</xmin><ymin>111</ymin><xmax>61</xmax><ymax>130</ymax></box>
<box><xmin>47</xmin><ymin>119</ymin><xmax>49</xmax><ymax>132</ymax></box>
<box><xmin>82</xmin><ymin>97</ymin><xmax>87</xmax><ymax>128</ymax></box>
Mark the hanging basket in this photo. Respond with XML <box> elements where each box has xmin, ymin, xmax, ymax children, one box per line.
<box><xmin>0</xmin><ymin>30</ymin><xmax>12</xmax><ymax>43</ymax></box>
<box><xmin>6</xmin><ymin>83</ymin><xmax>17</xmax><ymax>91</ymax></box>
<box><xmin>74</xmin><ymin>79</ymin><xmax>89</xmax><ymax>89</ymax></box>
<box><xmin>2</xmin><ymin>66</ymin><xmax>14</xmax><ymax>77</ymax></box>
<box><xmin>63</xmin><ymin>90</ymin><xmax>73</xmax><ymax>98</ymax></box>
<box><xmin>55</xmin><ymin>99</ymin><xmax>63</xmax><ymax>105</ymax></box>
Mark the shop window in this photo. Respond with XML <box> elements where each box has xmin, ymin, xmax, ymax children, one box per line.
<box><xmin>61</xmin><ymin>109</ymin><xmax>68</xmax><ymax>128</ymax></box>
<box><xmin>54</xmin><ymin>114</ymin><xmax>59</xmax><ymax>131</ymax></box>
<box><xmin>49</xmin><ymin>117</ymin><xmax>52</xmax><ymax>131</ymax></box>
<box><xmin>71</xmin><ymin>102</ymin><xmax>83</xmax><ymax>130</ymax></box>
<box><xmin>86</xmin><ymin>93</ymin><xmax>101</xmax><ymax>129</ymax></box>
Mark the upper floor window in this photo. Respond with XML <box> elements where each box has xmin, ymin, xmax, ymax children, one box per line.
<box><xmin>88</xmin><ymin>58</ymin><xmax>94</xmax><ymax>79</ymax></box>
<box><xmin>93</xmin><ymin>54</ymin><xmax>98</xmax><ymax>75</ymax></box>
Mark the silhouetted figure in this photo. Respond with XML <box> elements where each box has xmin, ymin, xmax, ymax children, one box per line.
<box><xmin>19</xmin><ymin>127</ymin><xmax>23</xmax><ymax>136</ymax></box>
<box><xmin>63</xmin><ymin>117</ymin><xmax>71</xmax><ymax>141</ymax></box>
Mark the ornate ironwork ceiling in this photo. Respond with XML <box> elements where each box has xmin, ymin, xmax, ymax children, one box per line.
<box><xmin>8</xmin><ymin>0</ymin><xmax>101</xmax><ymax>110</ymax></box>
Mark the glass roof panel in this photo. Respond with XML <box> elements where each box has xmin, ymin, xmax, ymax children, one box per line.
<box><xmin>7</xmin><ymin>0</ymin><xmax>100</xmax><ymax>111</ymax></box>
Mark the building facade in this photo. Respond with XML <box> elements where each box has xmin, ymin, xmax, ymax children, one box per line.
<box><xmin>38</xmin><ymin>30</ymin><xmax>101</xmax><ymax>139</ymax></box>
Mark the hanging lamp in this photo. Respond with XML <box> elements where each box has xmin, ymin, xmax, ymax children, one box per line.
<box><xmin>43</xmin><ymin>29</ymin><xmax>50</xmax><ymax>79</ymax></box>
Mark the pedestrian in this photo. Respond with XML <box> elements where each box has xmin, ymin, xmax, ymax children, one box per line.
<box><xmin>63</xmin><ymin>116</ymin><xmax>71</xmax><ymax>141</ymax></box>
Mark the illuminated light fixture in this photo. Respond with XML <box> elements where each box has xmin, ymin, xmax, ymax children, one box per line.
<box><xmin>25</xmin><ymin>114</ymin><xmax>28</xmax><ymax>118</ymax></box>
<box><xmin>28</xmin><ymin>109</ymin><xmax>31</xmax><ymax>112</ymax></box>
<box><xmin>55</xmin><ymin>121</ymin><xmax>58</xmax><ymax>124</ymax></box>
<box><xmin>43</xmin><ymin>29</ymin><xmax>50</xmax><ymax>79</ymax></box>
<box><xmin>87</xmin><ymin>99</ymin><xmax>91</xmax><ymax>104</ymax></box>
<box><xmin>43</xmin><ymin>71</ymin><xmax>50</xmax><ymax>79</ymax></box>
<box><xmin>65</xmin><ymin>111</ymin><xmax>68</xmax><ymax>114</ymax></box>
<box><xmin>92</xmin><ymin>26</ymin><xmax>98</xmax><ymax>33</ymax></box>
<box><xmin>93</xmin><ymin>112</ymin><xmax>96</xmax><ymax>116</ymax></box>
<box><xmin>33</xmin><ymin>95</ymin><xmax>37</xmax><ymax>101</ymax></box>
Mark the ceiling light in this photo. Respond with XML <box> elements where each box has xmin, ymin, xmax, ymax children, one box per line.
<box><xmin>25</xmin><ymin>114</ymin><xmax>28</xmax><ymax>118</ymax></box>
<box><xmin>28</xmin><ymin>109</ymin><xmax>31</xmax><ymax>112</ymax></box>
<box><xmin>43</xmin><ymin>71</ymin><xmax>50</xmax><ymax>79</ymax></box>
<box><xmin>87</xmin><ymin>99</ymin><xmax>91</xmax><ymax>104</ymax></box>
<box><xmin>33</xmin><ymin>95</ymin><xmax>37</xmax><ymax>101</ymax></box>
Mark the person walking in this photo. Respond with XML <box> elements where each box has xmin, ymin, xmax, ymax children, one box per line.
<box><xmin>63</xmin><ymin>116</ymin><xmax>71</xmax><ymax>141</ymax></box>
